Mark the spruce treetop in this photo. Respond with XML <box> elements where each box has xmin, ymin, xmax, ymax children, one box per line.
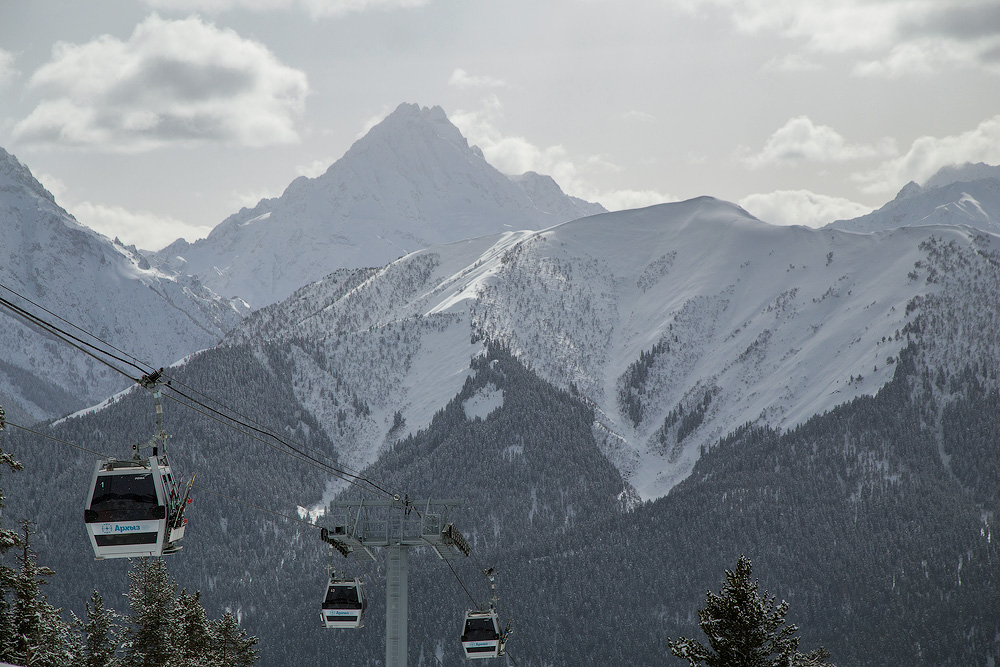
<box><xmin>668</xmin><ymin>555</ymin><xmax>834</xmax><ymax>667</ymax></box>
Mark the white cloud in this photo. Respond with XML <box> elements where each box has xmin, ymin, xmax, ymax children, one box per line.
<box><xmin>450</xmin><ymin>95</ymin><xmax>673</xmax><ymax>209</ymax></box>
<box><xmin>0</xmin><ymin>49</ymin><xmax>18</xmax><ymax>87</ymax></box>
<box><xmin>596</xmin><ymin>189</ymin><xmax>676</xmax><ymax>211</ymax></box>
<box><xmin>675</xmin><ymin>0</ymin><xmax>1000</xmax><ymax>76</ymax></box>
<box><xmin>142</xmin><ymin>0</ymin><xmax>430</xmax><ymax>19</ymax></box>
<box><xmin>33</xmin><ymin>174</ymin><xmax>200</xmax><ymax>250</ymax></box>
<box><xmin>296</xmin><ymin>157</ymin><xmax>334</xmax><ymax>178</ymax></box>
<box><xmin>450</xmin><ymin>95</ymin><xmax>574</xmax><ymax>179</ymax></box>
<box><xmin>228</xmin><ymin>186</ymin><xmax>281</xmax><ymax>212</ymax></box>
<box><xmin>70</xmin><ymin>201</ymin><xmax>213</xmax><ymax>250</ymax></box>
<box><xmin>739</xmin><ymin>189</ymin><xmax>873</xmax><ymax>227</ymax></box>
<box><xmin>762</xmin><ymin>53</ymin><xmax>822</xmax><ymax>72</ymax></box>
<box><xmin>621</xmin><ymin>110</ymin><xmax>656</xmax><ymax>122</ymax></box>
<box><xmin>852</xmin><ymin>114</ymin><xmax>1000</xmax><ymax>193</ymax></box>
<box><xmin>356</xmin><ymin>106</ymin><xmax>392</xmax><ymax>139</ymax></box>
<box><xmin>852</xmin><ymin>38</ymin><xmax>995</xmax><ymax>77</ymax></box>
<box><xmin>448</xmin><ymin>68</ymin><xmax>506</xmax><ymax>89</ymax></box>
<box><xmin>741</xmin><ymin>116</ymin><xmax>895</xmax><ymax>168</ymax></box>
<box><xmin>34</xmin><ymin>172</ymin><xmax>69</xmax><ymax>203</ymax></box>
<box><xmin>13</xmin><ymin>14</ymin><xmax>308</xmax><ymax>151</ymax></box>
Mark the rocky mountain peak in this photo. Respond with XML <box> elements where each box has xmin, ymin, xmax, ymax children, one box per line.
<box><xmin>153</xmin><ymin>102</ymin><xmax>606</xmax><ymax>309</ymax></box>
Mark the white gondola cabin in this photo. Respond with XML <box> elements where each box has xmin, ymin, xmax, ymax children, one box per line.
<box><xmin>83</xmin><ymin>456</ymin><xmax>189</xmax><ymax>560</ymax></box>
<box><xmin>461</xmin><ymin>609</ymin><xmax>501</xmax><ymax>659</ymax></box>
<box><xmin>320</xmin><ymin>576</ymin><xmax>366</xmax><ymax>629</ymax></box>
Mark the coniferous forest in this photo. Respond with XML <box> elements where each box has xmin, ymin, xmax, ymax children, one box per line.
<box><xmin>0</xmin><ymin>334</ymin><xmax>997</xmax><ymax>666</ymax></box>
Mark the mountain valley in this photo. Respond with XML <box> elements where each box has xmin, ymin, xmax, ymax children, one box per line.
<box><xmin>1</xmin><ymin>108</ymin><xmax>999</xmax><ymax>666</ymax></box>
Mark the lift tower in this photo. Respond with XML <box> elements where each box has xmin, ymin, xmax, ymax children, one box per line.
<box><xmin>321</xmin><ymin>498</ymin><xmax>471</xmax><ymax>667</ymax></box>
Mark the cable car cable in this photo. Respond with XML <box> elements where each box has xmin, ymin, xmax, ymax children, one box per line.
<box><xmin>156</xmin><ymin>375</ymin><xmax>398</xmax><ymax>500</ymax></box>
<box><xmin>445</xmin><ymin>559</ymin><xmax>483</xmax><ymax>609</ymax></box>
<box><xmin>161</xmin><ymin>382</ymin><xmax>395</xmax><ymax>499</ymax></box>
<box><xmin>0</xmin><ymin>281</ymin><xmax>403</xmax><ymax>505</ymax></box>
<box><xmin>159</xmin><ymin>389</ymin><xmax>386</xmax><ymax>498</ymax></box>
<box><xmin>0</xmin><ymin>281</ymin><xmax>156</xmax><ymax>376</ymax></box>
<box><xmin>1</xmin><ymin>282</ymin><xmax>529</xmax><ymax>649</ymax></box>
<box><xmin>161</xmin><ymin>370</ymin><xmax>385</xmax><ymax>495</ymax></box>
<box><xmin>0</xmin><ymin>283</ymin><xmax>398</xmax><ymax>499</ymax></box>
<box><xmin>155</xmin><ymin>366</ymin><xmax>400</xmax><ymax>499</ymax></box>
<box><xmin>191</xmin><ymin>483</ymin><xmax>320</xmax><ymax>530</ymax></box>
<box><xmin>162</xmin><ymin>384</ymin><xmax>395</xmax><ymax>499</ymax></box>
<box><xmin>5</xmin><ymin>420</ymin><xmax>112</xmax><ymax>459</ymax></box>
<box><xmin>0</xmin><ymin>295</ymin><xmax>142</xmax><ymax>383</ymax></box>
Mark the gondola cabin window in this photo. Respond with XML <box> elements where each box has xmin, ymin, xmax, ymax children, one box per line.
<box><xmin>88</xmin><ymin>473</ymin><xmax>162</xmax><ymax>522</ymax></box>
<box><xmin>462</xmin><ymin>617</ymin><xmax>499</xmax><ymax>642</ymax></box>
<box><xmin>323</xmin><ymin>584</ymin><xmax>362</xmax><ymax>608</ymax></box>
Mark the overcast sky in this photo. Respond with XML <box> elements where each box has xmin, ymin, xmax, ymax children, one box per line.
<box><xmin>2</xmin><ymin>0</ymin><xmax>999</xmax><ymax>250</ymax></box>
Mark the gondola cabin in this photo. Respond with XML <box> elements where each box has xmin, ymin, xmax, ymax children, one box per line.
<box><xmin>320</xmin><ymin>577</ymin><xmax>366</xmax><ymax>629</ymax></box>
<box><xmin>461</xmin><ymin>609</ymin><xmax>501</xmax><ymax>659</ymax></box>
<box><xmin>83</xmin><ymin>456</ymin><xmax>187</xmax><ymax>559</ymax></box>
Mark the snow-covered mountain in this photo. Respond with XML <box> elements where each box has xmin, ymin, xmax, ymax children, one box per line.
<box><xmin>0</xmin><ymin>147</ymin><xmax>246</xmax><ymax>423</ymax></box>
<box><xmin>228</xmin><ymin>196</ymin><xmax>997</xmax><ymax>499</ymax></box>
<box><xmin>924</xmin><ymin>161</ymin><xmax>1000</xmax><ymax>188</ymax></box>
<box><xmin>6</xmin><ymin>185</ymin><xmax>1000</xmax><ymax>667</ymax></box>
<box><xmin>827</xmin><ymin>162</ymin><xmax>1000</xmax><ymax>234</ymax></box>
<box><xmin>152</xmin><ymin>103</ymin><xmax>606</xmax><ymax>309</ymax></box>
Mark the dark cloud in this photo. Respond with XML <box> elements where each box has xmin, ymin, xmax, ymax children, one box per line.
<box><xmin>126</xmin><ymin>59</ymin><xmax>256</xmax><ymax>103</ymax></box>
<box><xmin>981</xmin><ymin>42</ymin><xmax>1000</xmax><ymax>63</ymax></box>
<box><xmin>902</xmin><ymin>4</ymin><xmax>1000</xmax><ymax>41</ymax></box>
<box><xmin>146</xmin><ymin>112</ymin><xmax>232</xmax><ymax>141</ymax></box>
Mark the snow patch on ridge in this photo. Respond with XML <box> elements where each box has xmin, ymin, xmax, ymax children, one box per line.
<box><xmin>463</xmin><ymin>383</ymin><xmax>504</xmax><ymax>421</ymax></box>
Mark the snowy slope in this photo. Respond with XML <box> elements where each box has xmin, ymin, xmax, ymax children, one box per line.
<box><xmin>154</xmin><ymin>103</ymin><xmax>605</xmax><ymax>308</ymax></box>
<box><xmin>828</xmin><ymin>164</ymin><xmax>1000</xmax><ymax>234</ymax></box>
<box><xmin>227</xmin><ymin>196</ymin><xmax>995</xmax><ymax>499</ymax></box>
<box><xmin>510</xmin><ymin>171</ymin><xmax>606</xmax><ymax>220</ymax></box>
<box><xmin>0</xmin><ymin>147</ymin><xmax>246</xmax><ymax>422</ymax></box>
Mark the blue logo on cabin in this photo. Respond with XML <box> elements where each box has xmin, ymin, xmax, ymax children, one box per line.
<box><xmin>101</xmin><ymin>523</ymin><xmax>142</xmax><ymax>534</ymax></box>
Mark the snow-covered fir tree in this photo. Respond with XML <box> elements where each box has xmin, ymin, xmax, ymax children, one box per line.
<box><xmin>212</xmin><ymin>611</ymin><xmax>259</xmax><ymax>667</ymax></box>
<box><xmin>9</xmin><ymin>520</ymin><xmax>75</xmax><ymax>667</ymax></box>
<box><xmin>0</xmin><ymin>408</ymin><xmax>20</xmax><ymax>660</ymax></box>
<box><xmin>668</xmin><ymin>555</ymin><xmax>834</xmax><ymax>667</ymax></box>
<box><xmin>122</xmin><ymin>557</ymin><xmax>176</xmax><ymax>667</ymax></box>
<box><xmin>80</xmin><ymin>590</ymin><xmax>121</xmax><ymax>667</ymax></box>
<box><xmin>172</xmin><ymin>589</ymin><xmax>213</xmax><ymax>667</ymax></box>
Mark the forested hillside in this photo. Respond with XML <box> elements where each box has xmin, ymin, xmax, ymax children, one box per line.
<box><xmin>2</xmin><ymin>195</ymin><xmax>1000</xmax><ymax>667</ymax></box>
<box><xmin>2</xmin><ymin>337</ymin><xmax>998</xmax><ymax>666</ymax></box>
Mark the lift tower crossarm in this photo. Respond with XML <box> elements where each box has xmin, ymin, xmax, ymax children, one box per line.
<box><xmin>321</xmin><ymin>499</ymin><xmax>469</xmax><ymax>667</ymax></box>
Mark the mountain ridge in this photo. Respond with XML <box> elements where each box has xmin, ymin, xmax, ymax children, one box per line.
<box><xmin>828</xmin><ymin>162</ymin><xmax>1000</xmax><ymax>234</ymax></box>
<box><xmin>153</xmin><ymin>102</ymin><xmax>606</xmax><ymax>308</ymax></box>
<box><xmin>0</xmin><ymin>147</ymin><xmax>246</xmax><ymax>423</ymax></box>
<box><xmin>222</xmin><ymin>196</ymin><xmax>993</xmax><ymax>500</ymax></box>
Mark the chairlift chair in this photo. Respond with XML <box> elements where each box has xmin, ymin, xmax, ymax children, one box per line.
<box><xmin>320</xmin><ymin>576</ymin><xmax>366</xmax><ymax>629</ymax></box>
<box><xmin>461</xmin><ymin>609</ymin><xmax>501</xmax><ymax>659</ymax></box>
<box><xmin>83</xmin><ymin>455</ymin><xmax>190</xmax><ymax>559</ymax></box>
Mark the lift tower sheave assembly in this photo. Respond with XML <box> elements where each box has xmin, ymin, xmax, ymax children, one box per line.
<box><xmin>320</xmin><ymin>498</ymin><xmax>471</xmax><ymax>667</ymax></box>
